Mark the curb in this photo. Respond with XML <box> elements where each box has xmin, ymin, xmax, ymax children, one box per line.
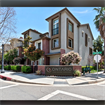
<box><xmin>0</xmin><ymin>75</ymin><xmax>12</xmax><ymax>81</ymax></box>
<box><xmin>0</xmin><ymin>74</ymin><xmax>52</xmax><ymax>85</ymax></box>
<box><xmin>72</xmin><ymin>78</ymin><xmax>105</xmax><ymax>85</ymax></box>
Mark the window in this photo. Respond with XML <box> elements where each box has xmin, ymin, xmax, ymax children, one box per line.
<box><xmin>53</xmin><ymin>38</ymin><xmax>59</xmax><ymax>48</ymax></box>
<box><xmin>85</xmin><ymin>33</ymin><xmax>88</xmax><ymax>46</ymax></box>
<box><xmin>68</xmin><ymin>22</ymin><xmax>73</xmax><ymax>32</ymax></box>
<box><xmin>38</xmin><ymin>42</ymin><xmax>41</xmax><ymax>49</ymax></box>
<box><xmin>53</xmin><ymin>18</ymin><xmax>59</xmax><ymax>35</ymax></box>
<box><xmin>68</xmin><ymin>38</ymin><xmax>73</xmax><ymax>48</ymax></box>
<box><xmin>89</xmin><ymin>48</ymin><xmax>92</xmax><ymax>55</ymax></box>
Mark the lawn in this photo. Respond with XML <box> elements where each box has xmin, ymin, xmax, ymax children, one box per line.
<box><xmin>90</xmin><ymin>69</ymin><xmax>104</xmax><ymax>73</ymax></box>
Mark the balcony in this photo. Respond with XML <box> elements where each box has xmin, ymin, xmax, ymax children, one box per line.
<box><xmin>52</xmin><ymin>27</ymin><xmax>59</xmax><ymax>36</ymax></box>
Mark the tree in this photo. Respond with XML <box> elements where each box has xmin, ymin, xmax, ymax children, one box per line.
<box><xmin>23</xmin><ymin>44</ymin><xmax>44</xmax><ymax>64</ymax></box>
<box><xmin>93</xmin><ymin>7</ymin><xmax>105</xmax><ymax>73</ymax></box>
<box><xmin>23</xmin><ymin>36</ymin><xmax>32</xmax><ymax>48</ymax></box>
<box><xmin>93</xmin><ymin>35</ymin><xmax>104</xmax><ymax>55</ymax></box>
<box><xmin>93</xmin><ymin>7</ymin><xmax>105</xmax><ymax>29</ymax></box>
<box><xmin>0</xmin><ymin>7</ymin><xmax>16</xmax><ymax>45</ymax></box>
<box><xmin>4</xmin><ymin>48</ymin><xmax>18</xmax><ymax>64</ymax></box>
<box><xmin>60</xmin><ymin>51</ymin><xmax>82</xmax><ymax>65</ymax></box>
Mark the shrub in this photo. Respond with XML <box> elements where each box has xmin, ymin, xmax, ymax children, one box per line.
<box><xmin>82</xmin><ymin>66</ymin><xmax>95</xmax><ymax>73</ymax></box>
<box><xmin>21</xmin><ymin>66</ymin><xmax>32</xmax><ymax>73</ymax></box>
<box><xmin>4</xmin><ymin>65</ymin><xmax>11</xmax><ymax>70</ymax></box>
<box><xmin>36</xmin><ymin>70</ymin><xmax>42</xmax><ymax>75</ymax></box>
<box><xmin>13</xmin><ymin>57</ymin><xmax>22</xmax><ymax>64</ymax></box>
<box><xmin>0</xmin><ymin>65</ymin><xmax>2</xmax><ymax>69</ymax></box>
<box><xmin>11</xmin><ymin>65</ymin><xmax>21</xmax><ymax>72</ymax></box>
<box><xmin>61</xmin><ymin>51</ymin><xmax>82</xmax><ymax>65</ymax></box>
<box><xmin>73</xmin><ymin>70</ymin><xmax>81</xmax><ymax>76</ymax></box>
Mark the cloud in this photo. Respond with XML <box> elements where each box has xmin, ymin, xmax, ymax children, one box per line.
<box><xmin>72</xmin><ymin>10</ymin><xmax>89</xmax><ymax>14</ymax></box>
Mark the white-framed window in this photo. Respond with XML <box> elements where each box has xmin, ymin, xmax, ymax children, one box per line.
<box><xmin>53</xmin><ymin>18</ymin><xmax>59</xmax><ymax>35</ymax></box>
<box><xmin>68</xmin><ymin>38</ymin><xmax>73</xmax><ymax>48</ymax></box>
<box><xmin>68</xmin><ymin>22</ymin><xmax>73</xmax><ymax>32</ymax></box>
<box><xmin>53</xmin><ymin>38</ymin><xmax>59</xmax><ymax>48</ymax></box>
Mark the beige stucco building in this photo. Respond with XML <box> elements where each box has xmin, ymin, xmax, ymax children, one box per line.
<box><xmin>22</xmin><ymin>8</ymin><xmax>94</xmax><ymax>66</ymax></box>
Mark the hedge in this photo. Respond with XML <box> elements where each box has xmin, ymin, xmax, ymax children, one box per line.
<box><xmin>4</xmin><ymin>65</ymin><xmax>11</xmax><ymax>70</ymax></box>
<box><xmin>0</xmin><ymin>65</ymin><xmax>1</xmax><ymax>69</ymax></box>
<box><xmin>11</xmin><ymin>65</ymin><xmax>21</xmax><ymax>72</ymax></box>
<box><xmin>82</xmin><ymin>66</ymin><xmax>96</xmax><ymax>73</ymax></box>
<box><xmin>21</xmin><ymin>66</ymin><xmax>32</xmax><ymax>73</ymax></box>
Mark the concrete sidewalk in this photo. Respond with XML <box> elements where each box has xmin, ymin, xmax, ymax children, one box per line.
<box><xmin>0</xmin><ymin>70</ymin><xmax>105</xmax><ymax>85</ymax></box>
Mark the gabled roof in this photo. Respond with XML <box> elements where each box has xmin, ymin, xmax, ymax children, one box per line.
<box><xmin>80</xmin><ymin>24</ymin><xmax>94</xmax><ymax>40</ymax></box>
<box><xmin>22</xmin><ymin>28</ymin><xmax>42</xmax><ymax>35</ymax></box>
<box><xmin>46</xmin><ymin>8</ymin><xmax>80</xmax><ymax>24</ymax></box>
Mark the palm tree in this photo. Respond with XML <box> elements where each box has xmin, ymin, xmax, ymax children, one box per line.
<box><xmin>94</xmin><ymin>7</ymin><xmax>105</xmax><ymax>29</ymax></box>
<box><xmin>94</xmin><ymin>7</ymin><xmax>105</xmax><ymax>73</ymax></box>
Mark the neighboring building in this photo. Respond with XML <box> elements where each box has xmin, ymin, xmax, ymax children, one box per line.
<box><xmin>22</xmin><ymin>8</ymin><xmax>94</xmax><ymax>66</ymax></box>
<box><xmin>9</xmin><ymin>37</ymin><xmax>24</xmax><ymax>58</ymax></box>
<box><xmin>4</xmin><ymin>44</ymin><xmax>11</xmax><ymax>53</ymax></box>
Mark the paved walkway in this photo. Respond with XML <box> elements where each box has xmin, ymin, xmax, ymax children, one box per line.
<box><xmin>0</xmin><ymin>70</ymin><xmax>105</xmax><ymax>85</ymax></box>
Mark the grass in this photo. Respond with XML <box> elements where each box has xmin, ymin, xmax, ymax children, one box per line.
<box><xmin>90</xmin><ymin>69</ymin><xmax>100</xmax><ymax>73</ymax></box>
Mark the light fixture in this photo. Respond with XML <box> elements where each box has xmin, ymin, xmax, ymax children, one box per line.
<box><xmin>82</xmin><ymin>30</ymin><xmax>84</xmax><ymax>37</ymax></box>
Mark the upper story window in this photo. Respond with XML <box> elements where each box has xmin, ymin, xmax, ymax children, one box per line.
<box><xmin>53</xmin><ymin>38</ymin><xmax>59</xmax><ymax>48</ymax></box>
<box><xmin>38</xmin><ymin>42</ymin><xmax>41</xmax><ymax>49</ymax></box>
<box><xmin>26</xmin><ymin>34</ymin><xmax>28</xmax><ymax>38</ymax></box>
<box><xmin>53</xmin><ymin>18</ymin><xmax>59</xmax><ymax>35</ymax></box>
<box><xmin>68</xmin><ymin>38</ymin><xmax>73</xmax><ymax>48</ymax></box>
<box><xmin>68</xmin><ymin>22</ymin><xmax>73</xmax><ymax>32</ymax></box>
<box><xmin>85</xmin><ymin>33</ymin><xmax>88</xmax><ymax>47</ymax></box>
<box><xmin>89</xmin><ymin>47</ymin><xmax>92</xmax><ymax>55</ymax></box>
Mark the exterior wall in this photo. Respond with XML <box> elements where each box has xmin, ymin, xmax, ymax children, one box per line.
<box><xmin>29</xmin><ymin>30</ymin><xmax>40</xmax><ymax>42</ymax></box>
<box><xmin>50</xmin><ymin>55</ymin><xmax>60</xmax><ymax>65</ymax></box>
<box><xmin>79</xmin><ymin>26</ymin><xmax>93</xmax><ymax>66</ymax></box>
<box><xmin>4</xmin><ymin>45</ymin><xmax>11</xmax><ymax>53</ymax></box>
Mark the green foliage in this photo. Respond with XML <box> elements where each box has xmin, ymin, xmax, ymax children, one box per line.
<box><xmin>11</xmin><ymin>65</ymin><xmax>21</xmax><ymax>72</ymax></box>
<box><xmin>93</xmin><ymin>35</ymin><xmax>104</xmax><ymax>55</ymax></box>
<box><xmin>0</xmin><ymin>65</ymin><xmax>2</xmax><ymax>69</ymax></box>
<box><xmin>73</xmin><ymin>70</ymin><xmax>81</xmax><ymax>76</ymax></box>
<box><xmin>21</xmin><ymin>66</ymin><xmax>32</xmax><ymax>73</ymax></box>
<box><xmin>82</xmin><ymin>66</ymin><xmax>95</xmax><ymax>73</ymax></box>
<box><xmin>4</xmin><ymin>48</ymin><xmax>18</xmax><ymax>64</ymax></box>
<box><xmin>23</xmin><ymin>44</ymin><xmax>44</xmax><ymax>62</ymax></box>
<box><xmin>23</xmin><ymin>35</ymin><xmax>32</xmax><ymax>48</ymax></box>
<box><xmin>90</xmin><ymin>69</ymin><xmax>100</xmax><ymax>73</ymax></box>
<box><xmin>93</xmin><ymin>7</ymin><xmax>105</xmax><ymax>29</ymax></box>
<box><xmin>4</xmin><ymin>65</ymin><xmax>11</xmax><ymax>70</ymax></box>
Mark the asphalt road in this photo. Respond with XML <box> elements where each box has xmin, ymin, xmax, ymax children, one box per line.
<box><xmin>0</xmin><ymin>79</ymin><xmax>105</xmax><ymax>100</ymax></box>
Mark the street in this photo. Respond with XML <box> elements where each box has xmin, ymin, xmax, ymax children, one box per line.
<box><xmin>0</xmin><ymin>79</ymin><xmax>105</xmax><ymax>100</ymax></box>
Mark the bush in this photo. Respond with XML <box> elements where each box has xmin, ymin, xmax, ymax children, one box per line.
<box><xmin>36</xmin><ymin>70</ymin><xmax>42</xmax><ymax>75</ymax></box>
<box><xmin>61</xmin><ymin>51</ymin><xmax>82</xmax><ymax>65</ymax></box>
<box><xmin>21</xmin><ymin>66</ymin><xmax>32</xmax><ymax>73</ymax></box>
<box><xmin>73</xmin><ymin>70</ymin><xmax>81</xmax><ymax>76</ymax></box>
<box><xmin>11</xmin><ymin>65</ymin><xmax>21</xmax><ymax>72</ymax></box>
<box><xmin>82</xmin><ymin>66</ymin><xmax>95</xmax><ymax>73</ymax></box>
<box><xmin>0</xmin><ymin>65</ymin><xmax>2</xmax><ymax>69</ymax></box>
<box><xmin>4</xmin><ymin>65</ymin><xmax>11</xmax><ymax>70</ymax></box>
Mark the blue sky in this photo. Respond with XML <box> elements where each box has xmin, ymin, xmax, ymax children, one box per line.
<box><xmin>14</xmin><ymin>7</ymin><xmax>100</xmax><ymax>39</ymax></box>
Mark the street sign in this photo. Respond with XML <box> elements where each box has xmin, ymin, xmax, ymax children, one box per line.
<box><xmin>94</xmin><ymin>55</ymin><xmax>101</xmax><ymax>63</ymax></box>
<box><xmin>93</xmin><ymin>51</ymin><xmax>102</xmax><ymax>55</ymax></box>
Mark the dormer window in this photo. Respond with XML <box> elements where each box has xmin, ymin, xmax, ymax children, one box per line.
<box><xmin>53</xmin><ymin>18</ymin><xmax>59</xmax><ymax>35</ymax></box>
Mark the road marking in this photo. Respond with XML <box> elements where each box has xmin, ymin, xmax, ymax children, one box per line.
<box><xmin>38</xmin><ymin>90</ymin><xmax>96</xmax><ymax>100</ymax></box>
<box><xmin>0</xmin><ymin>84</ymin><xmax>18</xmax><ymax>90</ymax></box>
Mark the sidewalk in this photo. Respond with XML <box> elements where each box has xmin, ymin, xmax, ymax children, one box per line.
<box><xmin>0</xmin><ymin>70</ymin><xmax>105</xmax><ymax>85</ymax></box>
